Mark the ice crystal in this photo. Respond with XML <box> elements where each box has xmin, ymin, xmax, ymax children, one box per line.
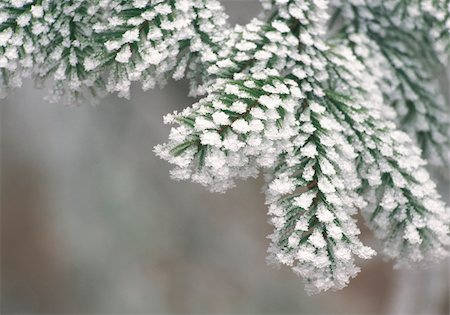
<box><xmin>1</xmin><ymin>0</ymin><xmax>449</xmax><ymax>295</ymax></box>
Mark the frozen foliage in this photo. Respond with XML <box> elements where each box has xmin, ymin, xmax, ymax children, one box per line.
<box><xmin>92</xmin><ymin>0</ymin><xmax>229</xmax><ymax>97</ymax></box>
<box><xmin>0</xmin><ymin>0</ymin><xmax>38</xmax><ymax>95</ymax></box>
<box><xmin>322</xmin><ymin>48</ymin><xmax>450</xmax><ymax>267</ymax></box>
<box><xmin>0</xmin><ymin>0</ymin><xmax>106</xmax><ymax>102</ymax></box>
<box><xmin>265</xmin><ymin>103</ymin><xmax>376</xmax><ymax>294</ymax></box>
<box><xmin>2</xmin><ymin>0</ymin><xmax>450</xmax><ymax>295</ymax></box>
<box><xmin>155</xmin><ymin>71</ymin><xmax>302</xmax><ymax>192</ymax></box>
<box><xmin>332</xmin><ymin>0</ymin><xmax>450</xmax><ymax>165</ymax></box>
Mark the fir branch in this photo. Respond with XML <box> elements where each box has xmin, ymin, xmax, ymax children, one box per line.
<box><xmin>265</xmin><ymin>100</ymin><xmax>375</xmax><ymax>295</ymax></box>
<box><xmin>155</xmin><ymin>71</ymin><xmax>303</xmax><ymax>192</ymax></box>
<box><xmin>1</xmin><ymin>0</ymin><xmax>449</xmax><ymax>295</ymax></box>
<box><xmin>333</xmin><ymin>0</ymin><xmax>450</xmax><ymax>165</ymax></box>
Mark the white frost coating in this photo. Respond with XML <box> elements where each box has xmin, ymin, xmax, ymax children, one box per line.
<box><xmin>265</xmin><ymin>105</ymin><xmax>375</xmax><ymax>295</ymax></box>
<box><xmin>333</xmin><ymin>0</ymin><xmax>450</xmax><ymax>166</ymax></box>
<box><xmin>155</xmin><ymin>71</ymin><xmax>303</xmax><ymax>193</ymax></box>
<box><xmin>1</xmin><ymin>0</ymin><xmax>449</xmax><ymax>296</ymax></box>
<box><xmin>324</xmin><ymin>42</ymin><xmax>450</xmax><ymax>267</ymax></box>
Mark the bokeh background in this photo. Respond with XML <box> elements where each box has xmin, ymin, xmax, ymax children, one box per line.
<box><xmin>1</xmin><ymin>1</ymin><xmax>449</xmax><ymax>314</ymax></box>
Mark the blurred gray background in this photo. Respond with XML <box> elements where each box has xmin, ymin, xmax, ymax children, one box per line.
<box><xmin>1</xmin><ymin>1</ymin><xmax>449</xmax><ymax>314</ymax></box>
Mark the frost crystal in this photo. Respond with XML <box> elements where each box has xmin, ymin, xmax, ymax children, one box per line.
<box><xmin>333</xmin><ymin>0</ymin><xmax>450</xmax><ymax>165</ymax></box>
<box><xmin>155</xmin><ymin>73</ymin><xmax>302</xmax><ymax>192</ymax></box>
<box><xmin>2</xmin><ymin>0</ymin><xmax>450</xmax><ymax>295</ymax></box>
<box><xmin>265</xmin><ymin>106</ymin><xmax>375</xmax><ymax>295</ymax></box>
